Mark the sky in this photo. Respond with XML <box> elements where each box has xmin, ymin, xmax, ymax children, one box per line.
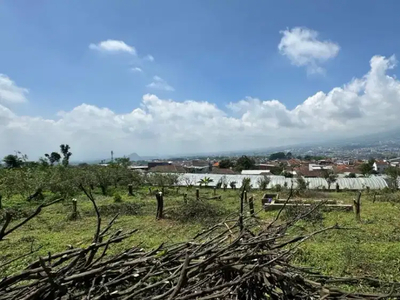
<box><xmin>2</xmin><ymin>1</ymin><xmax>400</xmax><ymax>160</ymax></box>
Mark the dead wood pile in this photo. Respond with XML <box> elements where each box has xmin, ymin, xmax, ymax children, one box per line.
<box><xmin>0</xmin><ymin>190</ymin><xmax>399</xmax><ymax>299</ymax></box>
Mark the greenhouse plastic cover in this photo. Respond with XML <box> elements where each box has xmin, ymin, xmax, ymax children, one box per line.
<box><xmin>168</xmin><ymin>173</ymin><xmax>389</xmax><ymax>190</ymax></box>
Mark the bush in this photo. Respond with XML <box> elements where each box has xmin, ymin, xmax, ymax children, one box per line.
<box><xmin>281</xmin><ymin>204</ymin><xmax>324</xmax><ymax>225</ymax></box>
<box><xmin>257</xmin><ymin>175</ymin><xmax>270</xmax><ymax>190</ymax></box>
<box><xmin>169</xmin><ymin>200</ymin><xmax>227</xmax><ymax>224</ymax></box>
<box><xmin>273</xmin><ymin>184</ymin><xmax>282</xmax><ymax>192</ymax></box>
<box><xmin>113</xmin><ymin>192</ymin><xmax>122</xmax><ymax>202</ymax></box>
<box><xmin>84</xmin><ymin>202</ymin><xmax>144</xmax><ymax>217</ymax></box>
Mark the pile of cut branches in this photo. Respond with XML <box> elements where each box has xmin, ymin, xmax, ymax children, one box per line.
<box><xmin>0</xmin><ymin>190</ymin><xmax>399</xmax><ymax>299</ymax></box>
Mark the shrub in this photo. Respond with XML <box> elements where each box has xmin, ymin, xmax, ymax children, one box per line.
<box><xmin>84</xmin><ymin>202</ymin><xmax>143</xmax><ymax>217</ymax></box>
<box><xmin>273</xmin><ymin>184</ymin><xmax>282</xmax><ymax>192</ymax></box>
<box><xmin>257</xmin><ymin>175</ymin><xmax>270</xmax><ymax>190</ymax></box>
<box><xmin>281</xmin><ymin>204</ymin><xmax>324</xmax><ymax>225</ymax></box>
<box><xmin>113</xmin><ymin>192</ymin><xmax>122</xmax><ymax>202</ymax></box>
<box><xmin>169</xmin><ymin>200</ymin><xmax>227</xmax><ymax>224</ymax></box>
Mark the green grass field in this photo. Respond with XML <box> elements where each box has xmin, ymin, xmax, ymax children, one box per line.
<box><xmin>1</xmin><ymin>186</ymin><xmax>400</xmax><ymax>292</ymax></box>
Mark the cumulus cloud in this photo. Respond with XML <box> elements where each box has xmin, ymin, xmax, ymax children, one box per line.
<box><xmin>146</xmin><ymin>76</ymin><xmax>174</xmax><ymax>91</ymax></box>
<box><xmin>278</xmin><ymin>27</ymin><xmax>340</xmax><ymax>74</ymax></box>
<box><xmin>131</xmin><ymin>67</ymin><xmax>143</xmax><ymax>73</ymax></box>
<box><xmin>2</xmin><ymin>55</ymin><xmax>400</xmax><ymax>160</ymax></box>
<box><xmin>89</xmin><ymin>40</ymin><xmax>136</xmax><ymax>55</ymax></box>
<box><xmin>144</xmin><ymin>54</ymin><xmax>154</xmax><ymax>62</ymax></box>
<box><xmin>0</xmin><ymin>74</ymin><xmax>28</xmax><ymax>104</ymax></box>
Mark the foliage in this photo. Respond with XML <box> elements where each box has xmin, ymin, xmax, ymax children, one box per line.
<box><xmin>229</xmin><ymin>181</ymin><xmax>237</xmax><ymax>189</ymax></box>
<box><xmin>2</xmin><ymin>152</ymin><xmax>27</xmax><ymax>169</ymax></box>
<box><xmin>44</xmin><ymin>152</ymin><xmax>61</xmax><ymax>166</ymax></box>
<box><xmin>257</xmin><ymin>175</ymin><xmax>270</xmax><ymax>190</ymax></box>
<box><xmin>359</xmin><ymin>159</ymin><xmax>375</xmax><ymax>177</ymax></box>
<box><xmin>269</xmin><ymin>165</ymin><xmax>284</xmax><ymax>175</ymax></box>
<box><xmin>60</xmin><ymin>144</ymin><xmax>72</xmax><ymax>167</ymax></box>
<box><xmin>114</xmin><ymin>157</ymin><xmax>131</xmax><ymax>168</ymax></box>
<box><xmin>281</xmin><ymin>170</ymin><xmax>294</xmax><ymax>178</ymax></box>
<box><xmin>234</xmin><ymin>155</ymin><xmax>255</xmax><ymax>172</ymax></box>
<box><xmin>198</xmin><ymin>176</ymin><xmax>214</xmax><ymax>187</ymax></box>
<box><xmin>272</xmin><ymin>184</ymin><xmax>282</xmax><ymax>192</ymax></box>
<box><xmin>268</xmin><ymin>152</ymin><xmax>287</xmax><ymax>160</ymax></box>
<box><xmin>281</xmin><ymin>204</ymin><xmax>324</xmax><ymax>225</ymax></box>
<box><xmin>113</xmin><ymin>192</ymin><xmax>122</xmax><ymax>202</ymax></box>
<box><xmin>169</xmin><ymin>199</ymin><xmax>227</xmax><ymax>224</ymax></box>
<box><xmin>147</xmin><ymin>173</ymin><xmax>179</xmax><ymax>187</ymax></box>
<box><xmin>296</xmin><ymin>176</ymin><xmax>309</xmax><ymax>191</ymax></box>
<box><xmin>218</xmin><ymin>159</ymin><xmax>234</xmax><ymax>169</ymax></box>
<box><xmin>241</xmin><ymin>177</ymin><xmax>251</xmax><ymax>191</ymax></box>
<box><xmin>322</xmin><ymin>169</ymin><xmax>337</xmax><ymax>189</ymax></box>
<box><xmin>345</xmin><ymin>172</ymin><xmax>356</xmax><ymax>178</ymax></box>
<box><xmin>385</xmin><ymin>166</ymin><xmax>400</xmax><ymax>190</ymax></box>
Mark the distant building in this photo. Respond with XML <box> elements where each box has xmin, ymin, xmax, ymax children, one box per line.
<box><xmin>149</xmin><ymin>164</ymin><xmax>186</xmax><ymax>173</ymax></box>
<box><xmin>211</xmin><ymin>168</ymin><xmax>237</xmax><ymax>175</ymax></box>
<box><xmin>241</xmin><ymin>170</ymin><xmax>271</xmax><ymax>175</ymax></box>
<box><xmin>148</xmin><ymin>161</ymin><xmax>170</xmax><ymax>169</ymax></box>
<box><xmin>373</xmin><ymin>161</ymin><xmax>389</xmax><ymax>174</ymax></box>
<box><xmin>308</xmin><ymin>164</ymin><xmax>333</xmax><ymax>171</ymax></box>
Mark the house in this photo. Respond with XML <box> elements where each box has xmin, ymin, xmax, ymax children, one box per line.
<box><xmin>148</xmin><ymin>161</ymin><xmax>170</xmax><ymax>169</ymax></box>
<box><xmin>184</xmin><ymin>165</ymin><xmax>210</xmax><ymax>173</ymax></box>
<box><xmin>211</xmin><ymin>168</ymin><xmax>237</xmax><ymax>175</ymax></box>
<box><xmin>308</xmin><ymin>164</ymin><xmax>333</xmax><ymax>171</ymax></box>
<box><xmin>149</xmin><ymin>165</ymin><xmax>186</xmax><ymax>173</ymax></box>
<box><xmin>373</xmin><ymin>161</ymin><xmax>389</xmax><ymax>174</ymax></box>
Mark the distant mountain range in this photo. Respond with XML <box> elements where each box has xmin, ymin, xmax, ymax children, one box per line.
<box><xmin>71</xmin><ymin>128</ymin><xmax>400</xmax><ymax>164</ymax></box>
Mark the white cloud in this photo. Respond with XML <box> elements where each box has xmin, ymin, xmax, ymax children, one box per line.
<box><xmin>146</xmin><ymin>76</ymin><xmax>174</xmax><ymax>91</ymax></box>
<box><xmin>0</xmin><ymin>74</ymin><xmax>28</xmax><ymax>104</ymax></box>
<box><xmin>89</xmin><ymin>40</ymin><xmax>136</xmax><ymax>55</ymax></box>
<box><xmin>144</xmin><ymin>54</ymin><xmax>154</xmax><ymax>62</ymax></box>
<box><xmin>278</xmin><ymin>27</ymin><xmax>340</xmax><ymax>74</ymax></box>
<box><xmin>131</xmin><ymin>67</ymin><xmax>143</xmax><ymax>73</ymax></box>
<box><xmin>3</xmin><ymin>55</ymin><xmax>400</xmax><ymax>160</ymax></box>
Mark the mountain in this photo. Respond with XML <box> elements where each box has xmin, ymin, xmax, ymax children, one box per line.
<box><xmin>127</xmin><ymin>152</ymin><xmax>142</xmax><ymax>161</ymax></box>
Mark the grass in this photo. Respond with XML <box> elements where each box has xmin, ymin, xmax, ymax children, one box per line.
<box><xmin>1</xmin><ymin>186</ymin><xmax>400</xmax><ymax>292</ymax></box>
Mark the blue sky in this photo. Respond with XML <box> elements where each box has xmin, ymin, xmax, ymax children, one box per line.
<box><xmin>2</xmin><ymin>1</ymin><xmax>400</xmax><ymax>159</ymax></box>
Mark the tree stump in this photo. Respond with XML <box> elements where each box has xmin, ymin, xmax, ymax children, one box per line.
<box><xmin>239</xmin><ymin>189</ymin><xmax>244</xmax><ymax>231</ymax></box>
<box><xmin>128</xmin><ymin>184</ymin><xmax>134</xmax><ymax>196</ymax></box>
<box><xmin>249</xmin><ymin>195</ymin><xmax>255</xmax><ymax>217</ymax></box>
<box><xmin>196</xmin><ymin>188</ymin><xmax>200</xmax><ymax>201</ymax></box>
<box><xmin>335</xmin><ymin>183</ymin><xmax>340</xmax><ymax>193</ymax></box>
<box><xmin>213</xmin><ymin>187</ymin><xmax>216</xmax><ymax>196</ymax></box>
<box><xmin>156</xmin><ymin>192</ymin><xmax>164</xmax><ymax>219</ymax></box>
<box><xmin>353</xmin><ymin>191</ymin><xmax>361</xmax><ymax>222</ymax></box>
<box><xmin>183</xmin><ymin>193</ymin><xmax>188</xmax><ymax>204</ymax></box>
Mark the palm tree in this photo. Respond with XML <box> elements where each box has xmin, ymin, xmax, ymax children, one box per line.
<box><xmin>198</xmin><ymin>176</ymin><xmax>213</xmax><ymax>187</ymax></box>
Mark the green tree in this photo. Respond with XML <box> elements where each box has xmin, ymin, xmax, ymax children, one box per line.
<box><xmin>60</xmin><ymin>144</ymin><xmax>72</xmax><ymax>166</ymax></box>
<box><xmin>3</xmin><ymin>152</ymin><xmax>26</xmax><ymax>168</ymax></box>
<box><xmin>345</xmin><ymin>172</ymin><xmax>356</xmax><ymax>178</ymax></box>
<box><xmin>385</xmin><ymin>166</ymin><xmax>400</xmax><ymax>191</ymax></box>
<box><xmin>268</xmin><ymin>152</ymin><xmax>287</xmax><ymax>160</ymax></box>
<box><xmin>45</xmin><ymin>152</ymin><xmax>61</xmax><ymax>166</ymax></box>
<box><xmin>359</xmin><ymin>161</ymin><xmax>374</xmax><ymax>176</ymax></box>
<box><xmin>219</xmin><ymin>159</ymin><xmax>234</xmax><ymax>169</ymax></box>
<box><xmin>322</xmin><ymin>170</ymin><xmax>337</xmax><ymax>190</ymax></box>
<box><xmin>257</xmin><ymin>175</ymin><xmax>270</xmax><ymax>190</ymax></box>
<box><xmin>3</xmin><ymin>155</ymin><xmax>22</xmax><ymax>168</ymax></box>
<box><xmin>234</xmin><ymin>155</ymin><xmax>255</xmax><ymax>172</ymax></box>
<box><xmin>114</xmin><ymin>157</ymin><xmax>131</xmax><ymax>167</ymax></box>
